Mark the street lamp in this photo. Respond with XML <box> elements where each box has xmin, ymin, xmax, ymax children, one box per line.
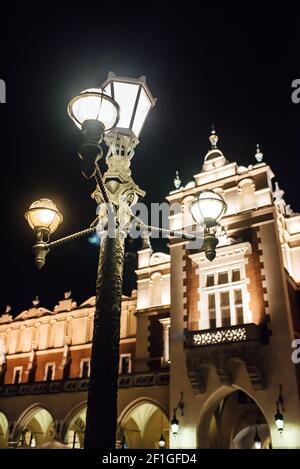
<box><xmin>25</xmin><ymin>198</ymin><xmax>63</xmax><ymax>269</ymax></box>
<box><xmin>67</xmin><ymin>88</ymin><xmax>120</xmax><ymax>179</ymax></box>
<box><xmin>171</xmin><ymin>392</ymin><xmax>184</xmax><ymax>435</ymax></box>
<box><xmin>158</xmin><ymin>434</ymin><xmax>166</xmax><ymax>448</ymax></box>
<box><xmin>274</xmin><ymin>410</ymin><xmax>284</xmax><ymax>433</ymax></box>
<box><xmin>253</xmin><ymin>426</ymin><xmax>262</xmax><ymax>449</ymax></box>
<box><xmin>171</xmin><ymin>411</ymin><xmax>180</xmax><ymax>435</ymax></box>
<box><xmin>274</xmin><ymin>385</ymin><xmax>285</xmax><ymax>434</ymax></box>
<box><xmin>68</xmin><ymin>74</ymin><xmax>156</xmax><ymax>449</ymax></box>
<box><xmin>190</xmin><ymin>190</ymin><xmax>227</xmax><ymax>261</ymax></box>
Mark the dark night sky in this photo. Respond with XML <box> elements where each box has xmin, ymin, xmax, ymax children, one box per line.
<box><xmin>0</xmin><ymin>3</ymin><xmax>300</xmax><ymax>315</ymax></box>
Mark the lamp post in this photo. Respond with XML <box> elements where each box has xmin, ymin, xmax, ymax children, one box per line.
<box><xmin>68</xmin><ymin>74</ymin><xmax>156</xmax><ymax>449</ymax></box>
<box><xmin>24</xmin><ymin>72</ymin><xmax>227</xmax><ymax>449</ymax></box>
<box><xmin>25</xmin><ymin>73</ymin><xmax>155</xmax><ymax>449</ymax></box>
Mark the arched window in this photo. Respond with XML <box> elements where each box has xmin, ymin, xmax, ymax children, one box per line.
<box><xmin>150</xmin><ymin>272</ymin><xmax>162</xmax><ymax>306</ymax></box>
<box><xmin>67</xmin><ymin>429</ymin><xmax>81</xmax><ymax>449</ymax></box>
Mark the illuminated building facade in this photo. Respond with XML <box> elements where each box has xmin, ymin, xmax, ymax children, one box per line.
<box><xmin>0</xmin><ymin>131</ymin><xmax>300</xmax><ymax>449</ymax></box>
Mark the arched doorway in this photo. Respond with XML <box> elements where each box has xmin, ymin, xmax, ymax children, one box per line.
<box><xmin>64</xmin><ymin>405</ymin><xmax>86</xmax><ymax>449</ymax></box>
<box><xmin>199</xmin><ymin>388</ymin><xmax>271</xmax><ymax>449</ymax></box>
<box><xmin>16</xmin><ymin>406</ymin><xmax>55</xmax><ymax>448</ymax></box>
<box><xmin>118</xmin><ymin>400</ymin><xmax>169</xmax><ymax>449</ymax></box>
<box><xmin>0</xmin><ymin>412</ymin><xmax>9</xmax><ymax>448</ymax></box>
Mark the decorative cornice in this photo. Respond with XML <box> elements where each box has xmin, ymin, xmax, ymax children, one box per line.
<box><xmin>189</xmin><ymin>241</ymin><xmax>252</xmax><ymax>266</ymax></box>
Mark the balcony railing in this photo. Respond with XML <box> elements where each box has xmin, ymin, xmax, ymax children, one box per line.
<box><xmin>185</xmin><ymin>322</ymin><xmax>263</xmax><ymax>348</ymax></box>
<box><xmin>0</xmin><ymin>370</ymin><xmax>170</xmax><ymax>398</ymax></box>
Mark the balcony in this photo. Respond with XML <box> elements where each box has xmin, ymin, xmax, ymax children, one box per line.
<box><xmin>185</xmin><ymin>323</ymin><xmax>267</xmax><ymax>392</ymax></box>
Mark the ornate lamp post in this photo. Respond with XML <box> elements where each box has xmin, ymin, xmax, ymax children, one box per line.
<box><xmin>68</xmin><ymin>74</ymin><xmax>156</xmax><ymax>449</ymax></box>
<box><xmin>24</xmin><ymin>72</ymin><xmax>227</xmax><ymax>449</ymax></box>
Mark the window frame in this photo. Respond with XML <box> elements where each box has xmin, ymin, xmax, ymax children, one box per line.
<box><xmin>199</xmin><ymin>263</ymin><xmax>250</xmax><ymax>329</ymax></box>
<box><xmin>44</xmin><ymin>362</ymin><xmax>56</xmax><ymax>381</ymax></box>
<box><xmin>80</xmin><ymin>358</ymin><xmax>91</xmax><ymax>379</ymax></box>
<box><xmin>118</xmin><ymin>353</ymin><xmax>132</xmax><ymax>374</ymax></box>
<box><xmin>13</xmin><ymin>366</ymin><xmax>23</xmax><ymax>384</ymax></box>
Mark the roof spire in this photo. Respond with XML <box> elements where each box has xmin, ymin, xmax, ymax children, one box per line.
<box><xmin>209</xmin><ymin>125</ymin><xmax>219</xmax><ymax>149</ymax></box>
<box><xmin>32</xmin><ymin>296</ymin><xmax>39</xmax><ymax>307</ymax></box>
<box><xmin>255</xmin><ymin>144</ymin><xmax>263</xmax><ymax>163</ymax></box>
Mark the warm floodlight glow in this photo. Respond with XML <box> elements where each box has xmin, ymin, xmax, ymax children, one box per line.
<box><xmin>68</xmin><ymin>88</ymin><xmax>120</xmax><ymax>131</ymax></box>
<box><xmin>25</xmin><ymin>198</ymin><xmax>63</xmax><ymax>234</ymax></box>
<box><xmin>190</xmin><ymin>190</ymin><xmax>227</xmax><ymax>227</ymax></box>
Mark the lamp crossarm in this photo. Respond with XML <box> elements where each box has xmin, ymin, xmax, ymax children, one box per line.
<box><xmin>48</xmin><ymin>226</ymin><xmax>96</xmax><ymax>249</ymax></box>
<box><xmin>133</xmin><ymin>216</ymin><xmax>202</xmax><ymax>242</ymax></box>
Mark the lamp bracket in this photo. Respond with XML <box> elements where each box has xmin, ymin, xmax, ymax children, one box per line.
<box><xmin>175</xmin><ymin>392</ymin><xmax>184</xmax><ymax>416</ymax></box>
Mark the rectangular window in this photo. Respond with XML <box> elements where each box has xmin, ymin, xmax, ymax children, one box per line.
<box><xmin>218</xmin><ymin>272</ymin><xmax>229</xmax><ymax>285</ymax></box>
<box><xmin>208</xmin><ymin>294</ymin><xmax>216</xmax><ymax>329</ymax></box>
<box><xmin>206</xmin><ymin>274</ymin><xmax>214</xmax><ymax>287</ymax></box>
<box><xmin>13</xmin><ymin>367</ymin><xmax>22</xmax><ymax>384</ymax></box>
<box><xmin>232</xmin><ymin>269</ymin><xmax>241</xmax><ymax>282</ymax></box>
<box><xmin>202</xmin><ymin>265</ymin><xmax>248</xmax><ymax>331</ymax></box>
<box><xmin>119</xmin><ymin>354</ymin><xmax>132</xmax><ymax>374</ymax></box>
<box><xmin>220</xmin><ymin>291</ymin><xmax>230</xmax><ymax>327</ymax></box>
<box><xmin>234</xmin><ymin>289</ymin><xmax>244</xmax><ymax>323</ymax></box>
<box><xmin>44</xmin><ymin>363</ymin><xmax>55</xmax><ymax>381</ymax></box>
<box><xmin>80</xmin><ymin>359</ymin><xmax>90</xmax><ymax>379</ymax></box>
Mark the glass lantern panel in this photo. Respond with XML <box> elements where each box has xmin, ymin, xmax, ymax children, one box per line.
<box><xmin>132</xmin><ymin>87</ymin><xmax>152</xmax><ymax>137</ymax></box>
<box><xmin>199</xmin><ymin>192</ymin><xmax>224</xmax><ymax>221</ymax></box>
<box><xmin>112</xmin><ymin>82</ymin><xmax>139</xmax><ymax>129</ymax></box>
<box><xmin>72</xmin><ymin>92</ymin><xmax>118</xmax><ymax>130</ymax></box>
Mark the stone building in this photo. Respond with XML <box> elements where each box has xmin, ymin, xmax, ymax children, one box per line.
<box><xmin>0</xmin><ymin>131</ymin><xmax>299</xmax><ymax>449</ymax></box>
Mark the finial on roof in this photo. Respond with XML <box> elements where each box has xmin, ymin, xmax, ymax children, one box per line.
<box><xmin>255</xmin><ymin>144</ymin><xmax>263</xmax><ymax>163</ymax></box>
<box><xmin>274</xmin><ymin>182</ymin><xmax>285</xmax><ymax>202</ymax></box>
<box><xmin>5</xmin><ymin>305</ymin><xmax>11</xmax><ymax>314</ymax></box>
<box><xmin>32</xmin><ymin>296</ymin><xmax>39</xmax><ymax>307</ymax></box>
<box><xmin>209</xmin><ymin>125</ymin><xmax>219</xmax><ymax>149</ymax></box>
<box><xmin>174</xmin><ymin>170</ymin><xmax>181</xmax><ymax>190</ymax></box>
<box><xmin>64</xmin><ymin>291</ymin><xmax>72</xmax><ymax>299</ymax></box>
